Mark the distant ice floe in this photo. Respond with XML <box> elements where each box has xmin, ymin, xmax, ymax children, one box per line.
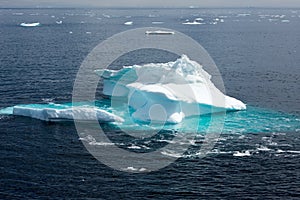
<box><xmin>182</xmin><ymin>21</ymin><xmax>205</xmax><ymax>25</ymax></box>
<box><xmin>145</xmin><ymin>30</ymin><xmax>175</xmax><ymax>35</ymax></box>
<box><xmin>12</xmin><ymin>12</ymin><xmax>24</xmax><ymax>16</ymax></box>
<box><xmin>124</xmin><ymin>21</ymin><xmax>133</xmax><ymax>25</ymax></box>
<box><xmin>56</xmin><ymin>20</ymin><xmax>63</xmax><ymax>24</ymax></box>
<box><xmin>236</xmin><ymin>13</ymin><xmax>251</xmax><ymax>17</ymax></box>
<box><xmin>20</xmin><ymin>22</ymin><xmax>41</xmax><ymax>27</ymax></box>
<box><xmin>151</xmin><ymin>21</ymin><xmax>164</xmax><ymax>25</ymax></box>
<box><xmin>148</xmin><ymin>14</ymin><xmax>158</xmax><ymax>18</ymax></box>
<box><xmin>194</xmin><ymin>17</ymin><xmax>204</xmax><ymax>21</ymax></box>
<box><xmin>96</xmin><ymin>55</ymin><xmax>246</xmax><ymax>124</ymax></box>
<box><xmin>102</xmin><ymin>14</ymin><xmax>111</xmax><ymax>18</ymax></box>
<box><xmin>183</xmin><ymin>17</ymin><xmax>205</xmax><ymax>25</ymax></box>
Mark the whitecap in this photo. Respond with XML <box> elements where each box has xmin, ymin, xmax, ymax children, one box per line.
<box><xmin>127</xmin><ymin>145</ymin><xmax>141</xmax><ymax>149</ymax></box>
<box><xmin>123</xmin><ymin>167</ymin><xmax>147</xmax><ymax>172</ymax></box>
<box><xmin>287</xmin><ymin>150</ymin><xmax>300</xmax><ymax>154</ymax></box>
<box><xmin>161</xmin><ymin>150</ymin><xmax>182</xmax><ymax>158</ymax></box>
<box><xmin>256</xmin><ymin>146</ymin><xmax>272</xmax><ymax>151</ymax></box>
<box><xmin>208</xmin><ymin>149</ymin><xmax>232</xmax><ymax>154</ymax></box>
<box><xmin>42</xmin><ymin>98</ymin><xmax>54</xmax><ymax>103</ymax></box>
<box><xmin>233</xmin><ymin>150</ymin><xmax>251</xmax><ymax>157</ymax></box>
<box><xmin>79</xmin><ymin>135</ymin><xmax>115</xmax><ymax>146</ymax></box>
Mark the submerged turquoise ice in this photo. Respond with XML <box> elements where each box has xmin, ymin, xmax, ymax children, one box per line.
<box><xmin>1</xmin><ymin>100</ymin><xmax>299</xmax><ymax>134</ymax></box>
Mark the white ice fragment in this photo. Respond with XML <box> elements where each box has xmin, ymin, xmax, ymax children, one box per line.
<box><xmin>182</xmin><ymin>21</ymin><xmax>205</xmax><ymax>25</ymax></box>
<box><xmin>124</xmin><ymin>21</ymin><xmax>133</xmax><ymax>25</ymax></box>
<box><xmin>20</xmin><ymin>22</ymin><xmax>40</xmax><ymax>27</ymax></box>
<box><xmin>151</xmin><ymin>21</ymin><xmax>164</xmax><ymax>24</ymax></box>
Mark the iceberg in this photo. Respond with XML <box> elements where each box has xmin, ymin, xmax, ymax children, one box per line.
<box><xmin>6</xmin><ymin>104</ymin><xmax>124</xmax><ymax>123</ymax></box>
<box><xmin>96</xmin><ymin>55</ymin><xmax>246</xmax><ymax>124</ymax></box>
<box><xmin>124</xmin><ymin>21</ymin><xmax>133</xmax><ymax>25</ymax></box>
<box><xmin>145</xmin><ymin>30</ymin><xmax>175</xmax><ymax>35</ymax></box>
<box><xmin>182</xmin><ymin>21</ymin><xmax>205</xmax><ymax>25</ymax></box>
<box><xmin>20</xmin><ymin>22</ymin><xmax>41</xmax><ymax>27</ymax></box>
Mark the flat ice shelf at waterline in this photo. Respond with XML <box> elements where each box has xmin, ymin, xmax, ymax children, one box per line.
<box><xmin>96</xmin><ymin>55</ymin><xmax>246</xmax><ymax>124</ymax></box>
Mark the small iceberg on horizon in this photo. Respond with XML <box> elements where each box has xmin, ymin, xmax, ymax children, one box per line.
<box><xmin>182</xmin><ymin>21</ymin><xmax>205</xmax><ymax>25</ymax></box>
<box><xmin>145</xmin><ymin>30</ymin><xmax>175</xmax><ymax>35</ymax></box>
<box><xmin>183</xmin><ymin>18</ymin><xmax>205</xmax><ymax>25</ymax></box>
<box><xmin>124</xmin><ymin>21</ymin><xmax>133</xmax><ymax>25</ymax></box>
<box><xmin>20</xmin><ymin>22</ymin><xmax>41</xmax><ymax>27</ymax></box>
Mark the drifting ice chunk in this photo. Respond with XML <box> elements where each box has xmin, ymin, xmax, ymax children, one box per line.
<box><xmin>20</xmin><ymin>22</ymin><xmax>40</xmax><ymax>27</ymax></box>
<box><xmin>182</xmin><ymin>21</ymin><xmax>205</xmax><ymax>25</ymax></box>
<box><xmin>12</xmin><ymin>105</ymin><xmax>124</xmax><ymax>122</ymax></box>
<box><xmin>96</xmin><ymin>55</ymin><xmax>246</xmax><ymax>124</ymax></box>
<box><xmin>124</xmin><ymin>21</ymin><xmax>133</xmax><ymax>25</ymax></box>
<box><xmin>145</xmin><ymin>30</ymin><xmax>175</xmax><ymax>35</ymax></box>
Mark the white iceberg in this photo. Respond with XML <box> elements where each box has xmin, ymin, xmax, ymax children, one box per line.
<box><xmin>96</xmin><ymin>55</ymin><xmax>246</xmax><ymax>124</ymax></box>
<box><xmin>12</xmin><ymin>105</ymin><xmax>124</xmax><ymax>122</ymax></box>
<box><xmin>182</xmin><ymin>21</ymin><xmax>205</xmax><ymax>25</ymax></box>
<box><xmin>145</xmin><ymin>30</ymin><xmax>175</xmax><ymax>35</ymax></box>
<box><xmin>124</xmin><ymin>21</ymin><xmax>133</xmax><ymax>25</ymax></box>
<box><xmin>20</xmin><ymin>22</ymin><xmax>40</xmax><ymax>27</ymax></box>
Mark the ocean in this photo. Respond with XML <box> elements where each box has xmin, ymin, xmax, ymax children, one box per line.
<box><xmin>0</xmin><ymin>8</ymin><xmax>299</xmax><ymax>199</ymax></box>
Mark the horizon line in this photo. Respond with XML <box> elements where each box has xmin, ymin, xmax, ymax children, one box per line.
<box><xmin>1</xmin><ymin>6</ymin><xmax>300</xmax><ymax>9</ymax></box>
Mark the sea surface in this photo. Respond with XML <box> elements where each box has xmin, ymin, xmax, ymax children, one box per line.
<box><xmin>0</xmin><ymin>8</ymin><xmax>300</xmax><ymax>199</ymax></box>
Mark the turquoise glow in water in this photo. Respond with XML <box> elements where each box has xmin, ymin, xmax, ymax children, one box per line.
<box><xmin>1</xmin><ymin>101</ymin><xmax>299</xmax><ymax>134</ymax></box>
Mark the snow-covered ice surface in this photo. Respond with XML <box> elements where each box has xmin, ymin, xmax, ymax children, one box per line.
<box><xmin>1</xmin><ymin>103</ymin><xmax>123</xmax><ymax>123</ymax></box>
<box><xmin>96</xmin><ymin>55</ymin><xmax>246</xmax><ymax>124</ymax></box>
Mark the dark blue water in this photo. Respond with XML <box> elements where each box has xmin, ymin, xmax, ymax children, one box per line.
<box><xmin>1</xmin><ymin>8</ymin><xmax>300</xmax><ymax>199</ymax></box>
